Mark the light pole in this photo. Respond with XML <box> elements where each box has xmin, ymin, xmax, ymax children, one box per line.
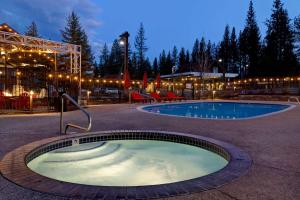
<box><xmin>218</xmin><ymin>58</ymin><xmax>226</xmax><ymax>89</ymax></box>
<box><xmin>172</xmin><ymin>66</ymin><xmax>176</xmax><ymax>92</ymax></box>
<box><xmin>119</xmin><ymin>32</ymin><xmax>130</xmax><ymax>83</ymax></box>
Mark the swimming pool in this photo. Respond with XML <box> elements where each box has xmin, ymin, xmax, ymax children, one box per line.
<box><xmin>141</xmin><ymin>102</ymin><xmax>292</xmax><ymax>120</ymax></box>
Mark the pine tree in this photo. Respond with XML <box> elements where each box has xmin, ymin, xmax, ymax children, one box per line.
<box><xmin>263</xmin><ymin>0</ymin><xmax>297</xmax><ymax>76</ymax></box>
<box><xmin>93</xmin><ymin>61</ymin><xmax>100</xmax><ymax>77</ymax></box>
<box><xmin>108</xmin><ymin>39</ymin><xmax>123</xmax><ymax>75</ymax></box>
<box><xmin>172</xmin><ymin>46</ymin><xmax>178</xmax><ymax>66</ymax></box>
<box><xmin>145</xmin><ymin>57</ymin><xmax>152</xmax><ymax>77</ymax></box>
<box><xmin>99</xmin><ymin>43</ymin><xmax>110</xmax><ymax>67</ymax></box>
<box><xmin>219</xmin><ymin>25</ymin><xmax>231</xmax><ymax>72</ymax></box>
<box><xmin>241</xmin><ymin>0</ymin><xmax>261</xmax><ymax>77</ymax></box>
<box><xmin>159</xmin><ymin>50</ymin><xmax>167</xmax><ymax>75</ymax></box>
<box><xmin>295</xmin><ymin>16</ymin><xmax>300</xmax><ymax>61</ymax></box>
<box><xmin>166</xmin><ymin>51</ymin><xmax>173</xmax><ymax>74</ymax></box>
<box><xmin>99</xmin><ymin>43</ymin><xmax>110</xmax><ymax>76</ymax></box>
<box><xmin>131</xmin><ymin>53</ymin><xmax>138</xmax><ymax>79</ymax></box>
<box><xmin>153</xmin><ymin>57</ymin><xmax>159</xmax><ymax>76</ymax></box>
<box><xmin>134</xmin><ymin>23</ymin><xmax>148</xmax><ymax>78</ymax></box>
<box><xmin>178</xmin><ymin>48</ymin><xmax>186</xmax><ymax>72</ymax></box>
<box><xmin>25</xmin><ymin>21</ymin><xmax>40</xmax><ymax>37</ymax></box>
<box><xmin>229</xmin><ymin>27</ymin><xmax>239</xmax><ymax>73</ymax></box>
<box><xmin>199</xmin><ymin>37</ymin><xmax>206</xmax><ymax>72</ymax></box>
<box><xmin>238</xmin><ymin>31</ymin><xmax>249</xmax><ymax>77</ymax></box>
<box><xmin>206</xmin><ymin>40</ymin><xmax>214</xmax><ymax>72</ymax></box>
<box><xmin>61</xmin><ymin>12</ymin><xmax>94</xmax><ymax>75</ymax></box>
<box><xmin>185</xmin><ymin>50</ymin><xmax>191</xmax><ymax>71</ymax></box>
<box><xmin>81</xmin><ymin>31</ymin><xmax>94</xmax><ymax>70</ymax></box>
<box><xmin>192</xmin><ymin>39</ymin><xmax>200</xmax><ymax>64</ymax></box>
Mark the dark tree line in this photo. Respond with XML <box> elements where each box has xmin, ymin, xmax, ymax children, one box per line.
<box><xmin>156</xmin><ymin>0</ymin><xmax>299</xmax><ymax>78</ymax></box>
<box><xmin>25</xmin><ymin>0</ymin><xmax>300</xmax><ymax>79</ymax></box>
<box><xmin>97</xmin><ymin>23</ymin><xmax>152</xmax><ymax>79</ymax></box>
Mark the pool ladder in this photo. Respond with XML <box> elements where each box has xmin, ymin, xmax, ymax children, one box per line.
<box><xmin>60</xmin><ymin>93</ymin><xmax>92</xmax><ymax>134</ymax></box>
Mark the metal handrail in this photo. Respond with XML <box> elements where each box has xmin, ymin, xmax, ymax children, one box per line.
<box><xmin>288</xmin><ymin>96</ymin><xmax>300</xmax><ymax>104</ymax></box>
<box><xmin>60</xmin><ymin>93</ymin><xmax>92</xmax><ymax>134</ymax></box>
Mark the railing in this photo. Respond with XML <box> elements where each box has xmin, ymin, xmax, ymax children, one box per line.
<box><xmin>288</xmin><ymin>96</ymin><xmax>300</xmax><ymax>104</ymax></box>
<box><xmin>60</xmin><ymin>93</ymin><xmax>92</xmax><ymax>134</ymax></box>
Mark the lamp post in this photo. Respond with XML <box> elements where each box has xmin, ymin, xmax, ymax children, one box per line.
<box><xmin>119</xmin><ymin>32</ymin><xmax>130</xmax><ymax>83</ymax></box>
<box><xmin>172</xmin><ymin>66</ymin><xmax>176</xmax><ymax>92</ymax></box>
<box><xmin>218</xmin><ymin>58</ymin><xmax>226</xmax><ymax>89</ymax></box>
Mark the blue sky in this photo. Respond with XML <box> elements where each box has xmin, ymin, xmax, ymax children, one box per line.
<box><xmin>1</xmin><ymin>0</ymin><xmax>299</xmax><ymax>61</ymax></box>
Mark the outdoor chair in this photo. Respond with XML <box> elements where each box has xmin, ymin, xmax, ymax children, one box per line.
<box><xmin>12</xmin><ymin>95</ymin><xmax>30</xmax><ymax>110</ymax></box>
<box><xmin>131</xmin><ymin>92</ymin><xmax>152</xmax><ymax>103</ymax></box>
<box><xmin>150</xmin><ymin>92</ymin><xmax>168</xmax><ymax>102</ymax></box>
<box><xmin>166</xmin><ymin>92</ymin><xmax>185</xmax><ymax>101</ymax></box>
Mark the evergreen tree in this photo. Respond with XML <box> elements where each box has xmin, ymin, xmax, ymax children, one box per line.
<box><xmin>199</xmin><ymin>37</ymin><xmax>206</xmax><ymax>72</ymax></box>
<box><xmin>166</xmin><ymin>51</ymin><xmax>173</xmax><ymax>74</ymax></box>
<box><xmin>159</xmin><ymin>50</ymin><xmax>168</xmax><ymax>75</ymax></box>
<box><xmin>178</xmin><ymin>48</ymin><xmax>186</xmax><ymax>72</ymax></box>
<box><xmin>99</xmin><ymin>43</ymin><xmax>110</xmax><ymax>76</ymax></box>
<box><xmin>153</xmin><ymin>57</ymin><xmax>159</xmax><ymax>76</ymax></box>
<box><xmin>295</xmin><ymin>16</ymin><xmax>300</xmax><ymax>61</ymax></box>
<box><xmin>192</xmin><ymin>39</ymin><xmax>200</xmax><ymax>64</ymax></box>
<box><xmin>93</xmin><ymin>61</ymin><xmax>100</xmax><ymax>77</ymax></box>
<box><xmin>172</xmin><ymin>46</ymin><xmax>178</xmax><ymax>66</ymax></box>
<box><xmin>229</xmin><ymin>27</ymin><xmax>239</xmax><ymax>73</ymax></box>
<box><xmin>99</xmin><ymin>43</ymin><xmax>110</xmax><ymax>67</ymax></box>
<box><xmin>145</xmin><ymin>57</ymin><xmax>152</xmax><ymax>76</ymax></box>
<box><xmin>238</xmin><ymin>31</ymin><xmax>249</xmax><ymax>77</ymax></box>
<box><xmin>25</xmin><ymin>21</ymin><xmax>40</xmax><ymax>37</ymax></box>
<box><xmin>241</xmin><ymin>0</ymin><xmax>261</xmax><ymax>77</ymax></box>
<box><xmin>108</xmin><ymin>39</ymin><xmax>123</xmax><ymax>75</ymax></box>
<box><xmin>134</xmin><ymin>23</ymin><xmax>148</xmax><ymax>78</ymax></box>
<box><xmin>219</xmin><ymin>25</ymin><xmax>231</xmax><ymax>72</ymax></box>
<box><xmin>185</xmin><ymin>50</ymin><xmax>191</xmax><ymax>71</ymax></box>
<box><xmin>131</xmin><ymin>53</ymin><xmax>138</xmax><ymax>79</ymax></box>
<box><xmin>263</xmin><ymin>0</ymin><xmax>297</xmax><ymax>76</ymax></box>
<box><xmin>81</xmin><ymin>31</ymin><xmax>94</xmax><ymax>70</ymax></box>
<box><xmin>61</xmin><ymin>12</ymin><xmax>94</xmax><ymax>74</ymax></box>
<box><xmin>206</xmin><ymin>40</ymin><xmax>214</xmax><ymax>72</ymax></box>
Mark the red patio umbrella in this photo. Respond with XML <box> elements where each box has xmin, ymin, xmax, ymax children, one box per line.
<box><xmin>156</xmin><ymin>73</ymin><xmax>161</xmax><ymax>89</ymax></box>
<box><xmin>124</xmin><ymin>69</ymin><xmax>131</xmax><ymax>89</ymax></box>
<box><xmin>143</xmin><ymin>71</ymin><xmax>148</xmax><ymax>89</ymax></box>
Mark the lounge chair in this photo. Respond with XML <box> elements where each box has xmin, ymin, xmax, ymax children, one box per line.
<box><xmin>0</xmin><ymin>91</ymin><xmax>5</xmax><ymax>109</ymax></box>
<box><xmin>150</xmin><ymin>92</ymin><xmax>168</xmax><ymax>102</ymax></box>
<box><xmin>12</xmin><ymin>93</ymin><xmax>30</xmax><ymax>110</ymax></box>
<box><xmin>131</xmin><ymin>92</ymin><xmax>152</xmax><ymax>103</ymax></box>
<box><xmin>167</xmin><ymin>92</ymin><xmax>185</xmax><ymax>101</ymax></box>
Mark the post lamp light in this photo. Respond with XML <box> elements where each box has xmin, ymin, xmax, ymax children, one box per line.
<box><xmin>119</xmin><ymin>31</ymin><xmax>130</xmax><ymax>80</ymax></box>
<box><xmin>29</xmin><ymin>90</ymin><xmax>34</xmax><ymax>112</ymax></box>
<box><xmin>172</xmin><ymin>66</ymin><xmax>176</xmax><ymax>92</ymax></box>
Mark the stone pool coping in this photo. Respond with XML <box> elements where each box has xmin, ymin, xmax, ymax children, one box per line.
<box><xmin>0</xmin><ymin>130</ymin><xmax>251</xmax><ymax>200</ymax></box>
<box><xmin>137</xmin><ymin>100</ymin><xmax>296</xmax><ymax>121</ymax></box>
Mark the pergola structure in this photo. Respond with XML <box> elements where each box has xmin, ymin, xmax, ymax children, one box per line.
<box><xmin>0</xmin><ymin>23</ymin><xmax>82</xmax><ymax>100</ymax></box>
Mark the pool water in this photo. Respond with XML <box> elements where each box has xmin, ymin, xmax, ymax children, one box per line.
<box><xmin>27</xmin><ymin>140</ymin><xmax>228</xmax><ymax>186</ymax></box>
<box><xmin>142</xmin><ymin>102</ymin><xmax>290</xmax><ymax>119</ymax></box>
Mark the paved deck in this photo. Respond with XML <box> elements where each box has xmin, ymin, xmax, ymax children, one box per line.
<box><xmin>0</xmin><ymin>102</ymin><xmax>300</xmax><ymax>200</ymax></box>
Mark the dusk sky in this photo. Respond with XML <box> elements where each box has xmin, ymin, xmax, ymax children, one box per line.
<box><xmin>1</xmin><ymin>0</ymin><xmax>299</xmax><ymax>61</ymax></box>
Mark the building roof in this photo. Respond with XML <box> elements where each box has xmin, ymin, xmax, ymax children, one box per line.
<box><xmin>161</xmin><ymin>71</ymin><xmax>239</xmax><ymax>79</ymax></box>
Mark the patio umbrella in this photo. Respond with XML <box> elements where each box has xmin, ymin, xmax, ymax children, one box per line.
<box><xmin>143</xmin><ymin>71</ymin><xmax>148</xmax><ymax>89</ymax></box>
<box><xmin>156</xmin><ymin>73</ymin><xmax>161</xmax><ymax>89</ymax></box>
<box><xmin>124</xmin><ymin>69</ymin><xmax>131</xmax><ymax>89</ymax></box>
